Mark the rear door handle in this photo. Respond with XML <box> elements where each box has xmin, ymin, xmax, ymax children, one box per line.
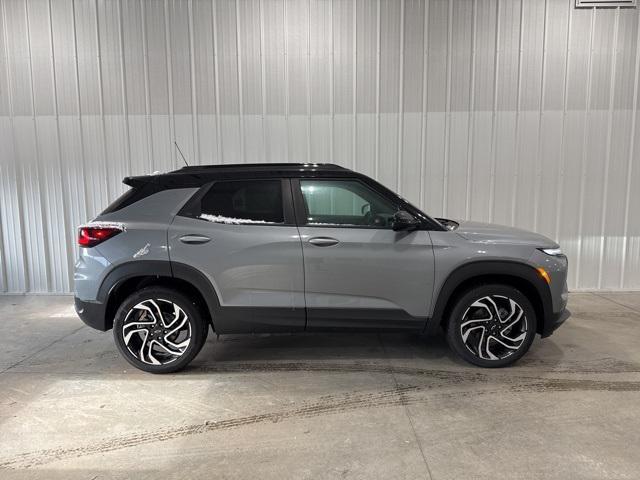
<box><xmin>179</xmin><ymin>234</ymin><xmax>211</xmax><ymax>245</ymax></box>
<box><xmin>308</xmin><ymin>237</ymin><xmax>339</xmax><ymax>247</ymax></box>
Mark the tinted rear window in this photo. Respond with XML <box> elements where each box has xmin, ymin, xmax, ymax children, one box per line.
<box><xmin>198</xmin><ymin>180</ymin><xmax>284</xmax><ymax>224</ymax></box>
<box><xmin>101</xmin><ymin>183</ymin><xmax>160</xmax><ymax>215</ymax></box>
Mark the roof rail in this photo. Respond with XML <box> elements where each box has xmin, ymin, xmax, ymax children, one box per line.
<box><xmin>171</xmin><ymin>163</ymin><xmax>346</xmax><ymax>172</ymax></box>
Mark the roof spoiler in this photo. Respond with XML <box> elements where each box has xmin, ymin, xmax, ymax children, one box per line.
<box><xmin>123</xmin><ymin>175</ymin><xmax>154</xmax><ymax>188</ymax></box>
<box><xmin>122</xmin><ymin>172</ymin><xmax>204</xmax><ymax>190</ymax></box>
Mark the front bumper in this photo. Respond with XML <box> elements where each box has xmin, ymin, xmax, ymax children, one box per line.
<box><xmin>74</xmin><ymin>297</ymin><xmax>109</xmax><ymax>331</ymax></box>
<box><xmin>541</xmin><ymin>308</ymin><xmax>571</xmax><ymax>338</ymax></box>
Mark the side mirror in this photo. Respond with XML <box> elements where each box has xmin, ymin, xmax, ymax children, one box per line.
<box><xmin>392</xmin><ymin>210</ymin><xmax>420</xmax><ymax>231</ymax></box>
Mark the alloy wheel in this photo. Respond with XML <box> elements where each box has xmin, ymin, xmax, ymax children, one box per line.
<box><xmin>459</xmin><ymin>295</ymin><xmax>528</xmax><ymax>361</ymax></box>
<box><xmin>122</xmin><ymin>299</ymin><xmax>192</xmax><ymax>365</ymax></box>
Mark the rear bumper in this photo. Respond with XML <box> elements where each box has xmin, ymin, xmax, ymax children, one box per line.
<box><xmin>541</xmin><ymin>308</ymin><xmax>571</xmax><ymax>338</ymax></box>
<box><xmin>74</xmin><ymin>297</ymin><xmax>109</xmax><ymax>331</ymax></box>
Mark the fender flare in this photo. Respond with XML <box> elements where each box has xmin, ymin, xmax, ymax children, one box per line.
<box><xmin>426</xmin><ymin>259</ymin><xmax>553</xmax><ymax>335</ymax></box>
<box><xmin>98</xmin><ymin>260</ymin><xmax>220</xmax><ymax>329</ymax></box>
<box><xmin>97</xmin><ymin>260</ymin><xmax>172</xmax><ymax>304</ymax></box>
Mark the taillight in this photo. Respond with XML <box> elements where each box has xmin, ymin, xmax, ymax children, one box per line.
<box><xmin>78</xmin><ymin>223</ymin><xmax>124</xmax><ymax>248</ymax></box>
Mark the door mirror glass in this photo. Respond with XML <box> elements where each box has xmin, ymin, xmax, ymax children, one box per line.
<box><xmin>392</xmin><ymin>210</ymin><xmax>419</xmax><ymax>231</ymax></box>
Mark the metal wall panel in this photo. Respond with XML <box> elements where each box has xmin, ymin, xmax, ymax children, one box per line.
<box><xmin>0</xmin><ymin>0</ymin><xmax>639</xmax><ymax>293</ymax></box>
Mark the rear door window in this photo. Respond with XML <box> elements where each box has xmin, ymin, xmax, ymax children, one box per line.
<box><xmin>197</xmin><ymin>180</ymin><xmax>284</xmax><ymax>225</ymax></box>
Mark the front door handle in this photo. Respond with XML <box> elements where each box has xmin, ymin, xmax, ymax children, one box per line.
<box><xmin>179</xmin><ymin>234</ymin><xmax>211</xmax><ymax>245</ymax></box>
<box><xmin>308</xmin><ymin>236</ymin><xmax>339</xmax><ymax>247</ymax></box>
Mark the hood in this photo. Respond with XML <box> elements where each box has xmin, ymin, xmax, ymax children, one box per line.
<box><xmin>451</xmin><ymin>220</ymin><xmax>558</xmax><ymax>248</ymax></box>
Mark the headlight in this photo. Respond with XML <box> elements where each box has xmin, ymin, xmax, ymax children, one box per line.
<box><xmin>540</xmin><ymin>248</ymin><xmax>563</xmax><ymax>256</ymax></box>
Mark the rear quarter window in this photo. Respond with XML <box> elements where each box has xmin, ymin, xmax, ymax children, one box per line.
<box><xmin>101</xmin><ymin>183</ymin><xmax>161</xmax><ymax>215</ymax></box>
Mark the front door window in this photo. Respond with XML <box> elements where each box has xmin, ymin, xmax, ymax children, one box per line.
<box><xmin>299</xmin><ymin>179</ymin><xmax>397</xmax><ymax>228</ymax></box>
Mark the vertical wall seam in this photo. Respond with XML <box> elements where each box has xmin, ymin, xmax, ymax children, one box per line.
<box><xmin>24</xmin><ymin>0</ymin><xmax>52</xmax><ymax>291</ymax></box>
<box><xmin>163</xmin><ymin>0</ymin><xmax>176</xmax><ymax>167</ymax></box>
<box><xmin>47</xmin><ymin>0</ymin><xmax>73</xmax><ymax>292</ymax></box>
<box><xmin>374</xmin><ymin>0</ymin><xmax>381</xmax><ymax>179</ymax></box>
<box><xmin>235</xmin><ymin>0</ymin><xmax>245</xmax><ymax>163</ymax></box>
<box><xmin>533</xmin><ymin>0</ymin><xmax>549</xmax><ymax>233</ymax></box>
<box><xmin>94</xmin><ymin>0</ymin><xmax>111</xmax><ymax>204</ymax></box>
<box><xmin>418</xmin><ymin>0</ymin><xmax>429</xmax><ymax>210</ymax></box>
<box><xmin>464</xmin><ymin>0</ymin><xmax>477</xmax><ymax>220</ymax></box>
<box><xmin>554</xmin><ymin>0</ymin><xmax>573</xmax><ymax>243</ymax></box>
<box><xmin>619</xmin><ymin>7</ymin><xmax>640</xmax><ymax>288</ymax></box>
<box><xmin>352</xmin><ymin>0</ymin><xmax>357</xmax><ymax>169</ymax></box>
<box><xmin>211</xmin><ymin>0</ymin><xmax>223</xmax><ymax>164</ymax></box>
<box><xmin>71</xmin><ymin>0</ymin><xmax>90</xmax><ymax>223</ymax></box>
<box><xmin>259</xmin><ymin>0</ymin><xmax>267</xmax><ymax>162</ymax></box>
<box><xmin>597</xmin><ymin>7</ymin><xmax>620</xmax><ymax>289</ymax></box>
<box><xmin>396</xmin><ymin>0</ymin><xmax>405</xmax><ymax>192</ymax></box>
<box><xmin>306</xmin><ymin>0</ymin><xmax>311</xmax><ymax>163</ymax></box>
<box><xmin>140</xmin><ymin>0</ymin><xmax>154</xmax><ymax>173</ymax></box>
<box><xmin>329</xmin><ymin>0</ymin><xmax>334</xmax><ymax>163</ymax></box>
<box><xmin>575</xmin><ymin>7</ymin><xmax>597</xmax><ymax>287</ymax></box>
<box><xmin>117</xmin><ymin>0</ymin><xmax>132</xmax><ymax>175</ymax></box>
<box><xmin>488</xmin><ymin>0</ymin><xmax>501</xmax><ymax>223</ymax></box>
<box><xmin>187</xmin><ymin>0</ymin><xmax>200</xmax><ymax>163</ymax></box>
<box><xmin>511</xmin><ymin>0</ymin><xmax>525</xmax><ymax>227</ymax></box>
<box><xmin>442</xmin><ymin>0</ymin><xmax>453</xmax><ymax>216</ymax></box>
<box><xmin>283</xmin><ymin>0</ymin><xmax>290</xmax><ymax>162</ymax></box>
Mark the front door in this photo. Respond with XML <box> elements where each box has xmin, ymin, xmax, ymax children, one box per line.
<box><xmin>168</xmin><ymin>178</ymin><xmax>305</xmax><ymax>333</ymax></box>
<box><xmin>293</xmin><ymin>178</ymin><xmax>434</xmax><ymax>330</ymax></box>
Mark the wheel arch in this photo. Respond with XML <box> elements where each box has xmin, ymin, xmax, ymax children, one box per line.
<box><xmin>99</xmin><ymin>260</ymin><xmax>219</xmax><ymax>331</ymax></box>
<box><xmin>426</xmin><ymin>260</ymin><xmax>553</xmax><ymax>336</ymax></box>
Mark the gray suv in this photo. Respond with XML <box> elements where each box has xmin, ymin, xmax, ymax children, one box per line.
<box><xmin>74</xmin><ymin>163</ymin><xmax>570</xmax><ymax>373</ymax></box>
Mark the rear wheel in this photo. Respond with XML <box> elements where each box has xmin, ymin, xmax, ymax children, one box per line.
<box><xmin>445</xmin><ymin>284</ymin><xmax>537</xmax><ymax>368</ymax></box>
<box><xmin>113</xmin><ymin>287</ymin><xmax>209</xmax><ymax>373</ymax></box>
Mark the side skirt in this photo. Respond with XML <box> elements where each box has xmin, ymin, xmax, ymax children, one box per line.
<box><xmin>214</xmin><ymin>307</ymin><xmax>306</xmax><ymax>334</ymax></box>
<box><xmin>305</xmin><ymin>308</ymin><xmax>427</xmax><ymax>332</ymax></box>
<box><xmin>214</xmin><ymin>307</ymin><xmax>428</xmax><ymax>334</ymax></box>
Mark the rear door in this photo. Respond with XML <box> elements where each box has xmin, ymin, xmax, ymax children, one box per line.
<box><xmin>293</xmin><ymin>178</ymin><xmax>434</xmax><ymax>330</ymax></box>
<box><xmin>168</xmin><ymin>178</ymin><xmax>305</xmax><ymax>333</ymax></box>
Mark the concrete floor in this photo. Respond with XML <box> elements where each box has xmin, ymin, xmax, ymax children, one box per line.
<box><xmin>0</xmin><ymin>293</ymin><xmax>639</xmax><ymax>479</ymax></box>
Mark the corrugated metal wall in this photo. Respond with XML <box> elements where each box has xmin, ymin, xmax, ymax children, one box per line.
<box><xmin>0</xmin><ymin>0</ymin><xmax>639</xmax><ymax>293</ymax></box>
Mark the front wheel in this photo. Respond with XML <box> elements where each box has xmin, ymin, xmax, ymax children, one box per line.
<box><xmin>445</xmin><ymin>284</ymin><xmax>537</xmax><ymax>368</ymax></box>
<box><xmin>113</xmin><ymin>287</ymin><xmax>209</xmax><ymax>373</ymax></box>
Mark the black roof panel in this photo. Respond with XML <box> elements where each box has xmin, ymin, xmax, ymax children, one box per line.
<box><xmin>123</xmin><ymin>163</ymin><xmax>353</xmax><ymax>188</ymax></box>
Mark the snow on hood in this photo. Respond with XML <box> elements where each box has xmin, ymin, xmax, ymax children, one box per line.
<box><xmin>199</xmin><ymin>214</ymin><xmax>274</xmax><ymax>225</ymax></box>
<box><xmin>453</xmin><ymin>220</ymin><xmax>558</xmax><ymax>248</ymax></box>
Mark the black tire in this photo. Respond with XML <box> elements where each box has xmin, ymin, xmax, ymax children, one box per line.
<box><xmin>113</xmin><ymin>287</ymin><xmax>209</xmax><ymax>373</ymax></box>
<box><xmin>445</xmin><ymin>284</ymin><xmax>537</xmax><ymax>368</ymax></box>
